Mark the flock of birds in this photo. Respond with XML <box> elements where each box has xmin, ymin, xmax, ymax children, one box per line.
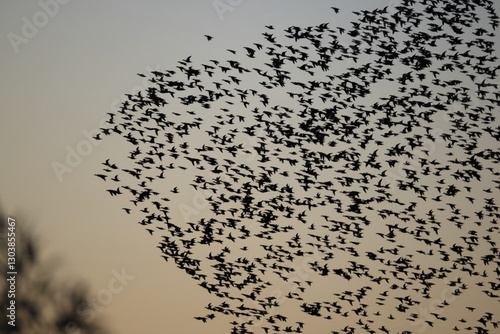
<box><xmin>95</xmin><ymin>0</ymin><xmax>499</xmax><ymax>333</ymax></box>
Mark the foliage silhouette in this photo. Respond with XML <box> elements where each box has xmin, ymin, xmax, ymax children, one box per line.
<box><xmin>0</xmin><ymin>208</ymin><xmax>110</xmax><ymax>334</ymax></box>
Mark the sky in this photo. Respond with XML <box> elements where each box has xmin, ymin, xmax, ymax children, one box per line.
<box><xmin>1</xmin><ymin>1</ymin><xmax>499</xmax><ymax>334</ymax></box>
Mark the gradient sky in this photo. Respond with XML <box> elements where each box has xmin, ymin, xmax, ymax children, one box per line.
<box><xmin>1</xmin><ymin>1</ymin><xmax>499</xmax><ymax>334</ymax></box>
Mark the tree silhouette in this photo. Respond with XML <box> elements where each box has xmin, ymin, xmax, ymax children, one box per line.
<box><xmin>0</xmin><ymin>208</ymin><xmax>110</xmax><ymax>334</ymax></box>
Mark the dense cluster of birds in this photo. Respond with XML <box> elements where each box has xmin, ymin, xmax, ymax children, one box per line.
<box><xmin>95</xmin><ymin>0</ymin><xmax>500</xmax><ymax>333</ymax></box>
